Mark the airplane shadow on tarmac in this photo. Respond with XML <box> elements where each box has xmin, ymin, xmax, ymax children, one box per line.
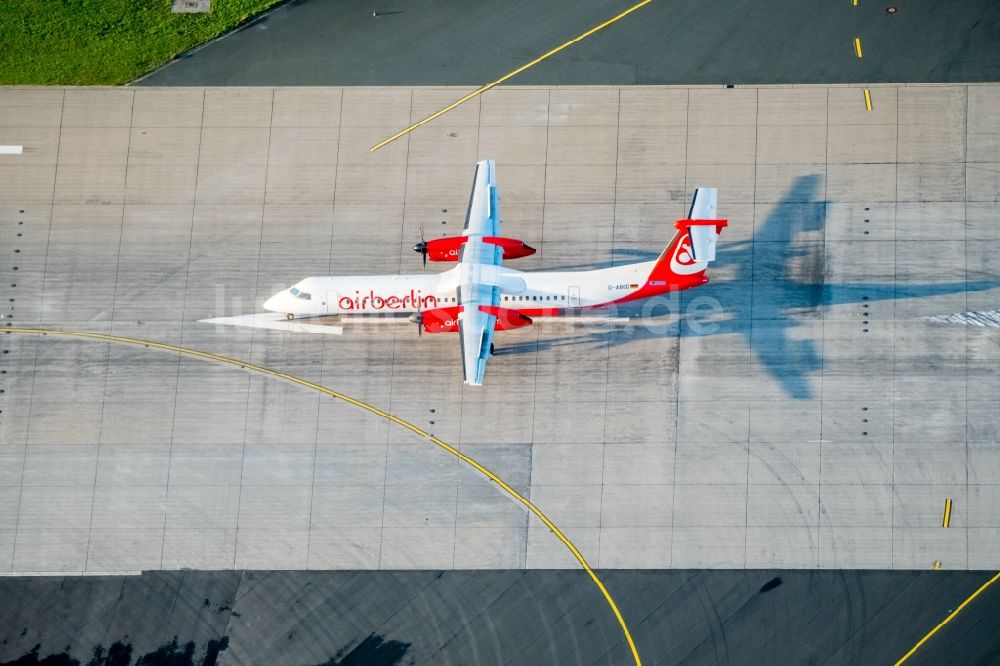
<box><xmin>496</xmin><ymin>174</ymin><xmax>999</xmax><ymax>400</ymax></box>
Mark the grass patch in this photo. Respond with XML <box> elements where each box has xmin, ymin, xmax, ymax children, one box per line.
<box><xmin>0</xmin><ymin>0</ymin><xmax>285</xmax><ymax>85</ymax></box>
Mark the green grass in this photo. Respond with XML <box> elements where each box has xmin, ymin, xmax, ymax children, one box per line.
<box><xmin>0</xmin><ymin>0</ymin><xmax>285</xmax><ymax>85</ymax></box>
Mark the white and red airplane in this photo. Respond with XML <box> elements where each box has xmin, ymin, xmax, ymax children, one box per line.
<box><xmin>264</xmin><ymin>160</ymin><xmax>727</xmax><ymax>385</ymax></box>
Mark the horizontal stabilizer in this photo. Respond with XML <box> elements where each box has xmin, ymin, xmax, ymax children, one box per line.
<box><xmin>676</xmin><ymin>219</ymin><xmax>728</xmax><ymax>262</ymax></box>
<box><xmin>677</xmin><ymin>187</ymin><xmax>727</xmax><ymax>262</ymax></box>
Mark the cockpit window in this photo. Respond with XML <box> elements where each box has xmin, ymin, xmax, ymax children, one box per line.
<box><xmin>290</xmin><ymin>287</ymin><xmax>300</xmax><ymax>296</ymax></box>
<box><xmin>297</xmin><ymin>292</ymin><xmax>311</xmax><ymax>300</ymax></box>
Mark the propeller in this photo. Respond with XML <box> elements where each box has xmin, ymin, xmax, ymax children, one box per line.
<box><xmin>408</xmin><ymin>306</ymin><xmax>423</xmax><ymax>336</ymax></box>
<box><xmin>413</xmin><ymin>224</ymin><xmax>428</xmax><ymax>267</ymax></box>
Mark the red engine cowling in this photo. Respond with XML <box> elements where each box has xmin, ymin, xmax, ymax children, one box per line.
<box><xmin>480</xmin><ymin>305</ymin><xmax>533</xmax><ymax>331</ymax></box>
<box><xmin>416</xmin><ymin>305</ymin><xmax>532</xmax><ymax>333</ymax></box>
<box><xmin>424</xmin><ymin>236</ymin><xmax>466</xmax><ymax>262</ymax></box>
<box><xmin>422</xmin><ymin>236</ymin><xmax>536</xmax><ymax>262</ymax></box>
<box><xmin>419</xmin><ymin>306</ymin><xmax>462</xmax><ymax>333</ymax></box>
<box><xmin>484</xmin><ymin>236</ymin><xmax>536</xmax><ymax>260</ymax></box>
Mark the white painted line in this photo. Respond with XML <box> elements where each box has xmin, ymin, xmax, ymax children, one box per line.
<box><xmin>535</xmin><ymin>316</ymin><xmax>633</xmax><ymax>324</ymax></box>
<box><xmin>0</xmin><ymin>145</ymin><xmax>24</xmax><ymax>155</ymax></box>
<box><xmin>339</xmin><ymin>315</ymin><xmax>413</xmax><ymax>324</ymax></box>
<box><xmin>200</xmin><ymin>312</ymin><xmax>344</xmax><ymax>335</ymax></box>
<box><xmin>0</xmin><ymin>570</ymin><xmax>142</xmax><ymax>577</ymax></box>
<box><xmin>922</xmin><ymin>309</ymin><xmax>1000</xmax><ymax>328</ymax></box>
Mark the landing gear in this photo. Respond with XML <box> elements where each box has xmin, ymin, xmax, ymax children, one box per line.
<box><xmin>490</xmin><ymin>343</ymin><xmax>496</xmax><ymax>356</ymax></box>
<box><xmin>286</xmin><ymin>313</ymin><xmax>294</xmax><ymax>321</ymax></box>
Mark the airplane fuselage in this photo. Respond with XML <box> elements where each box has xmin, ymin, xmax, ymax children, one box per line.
<box><xmin>260</xmin><ymin>160</ymin><xmax>725</xmax><ymax>384</ymax></box>
<box><xmin>264</xmin><ymin>260</ymin><xmax>672</xmax><ymax>318</ymax></box>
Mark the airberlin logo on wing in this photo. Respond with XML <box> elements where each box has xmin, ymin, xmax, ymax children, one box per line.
<box><xmin>338</xmin><ymin>290</ymin><xmax>439</xmax><ymax>311</ymax></box>
<box><xmin>669</xmin><ymin>237</ymin><xmax>705</xmax><ymax>275</ymax></box>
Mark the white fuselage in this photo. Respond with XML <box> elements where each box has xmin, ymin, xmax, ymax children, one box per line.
<box><xmin>262</xmin><ymin>261</ymin><xmax>659</xmax><ymax>317</ymax></box>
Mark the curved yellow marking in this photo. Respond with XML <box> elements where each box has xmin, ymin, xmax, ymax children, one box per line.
<box><xmin>6</xmin><ymin>327</ymin><xmax>642</xmax><ymax>666</ymax></box>
<box><xmin>369</xmin><ymin>0</ymin><xmax>654</xmax><ymax>152</ymax></box>
<box><xmin>894</xmin><ymin>570</ymin><xmax>1000</xmax><ymax>665</ymax></box>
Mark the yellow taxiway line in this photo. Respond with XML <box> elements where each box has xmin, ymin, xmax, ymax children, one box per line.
<box><xmin>5</xmin><ymin>326</ymin><xmax>642</xmax><ymax>666</ymax></box>
<box><xmin>894</xmin><ymin>570</ymin><xmax>1000</xmax><ymax>665</ymax></box>
<box><xmin>854</xmin><ymin>37</ymin><xmax>864</xmax><ymax>58</ymax></box>
<box><xmin>370</xmin><ymin>0</ymin><xmax>654</xmax><ymax>152</ymax></box>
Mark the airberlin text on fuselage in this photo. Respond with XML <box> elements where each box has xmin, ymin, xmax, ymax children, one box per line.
<box><xmin>338</xmin><ymin>289</ymin><xmax>439</xmax><ymax>311</ymax></box>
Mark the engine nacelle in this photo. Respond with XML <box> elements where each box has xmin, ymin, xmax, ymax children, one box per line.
<box><xmin>423</xmin><ymin>236</ymin><xmax>466</xmax><ymax>262</ymax></box>
<box><xmin>419</xmin><ymin>236</ymin><xmax>536</xmax><ymax>262</ymax></box>
<box><xmin>480</xmin><ymin>305</ymin><xmax>533</xmax><ymax>331</ymax></box>
<box><xmin>417</xmin><ymin>306</ymin><xmax>462</xmax><ymax>333</ymax></box>
<box><xmin>413</xmin><ymin>305</ymin><xmax>532</xmax><ymax>333</ymax></box>
<box><xmin>483</xmin><ymin>236</ymin><xmax>536</xmax><ymax>260</ymax></box>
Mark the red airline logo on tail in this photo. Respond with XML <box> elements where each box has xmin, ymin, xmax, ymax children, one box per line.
<box><xmin>669</xmin><ymin>237</ymin><xmax>702</xmax><ymax>275</ymax></box>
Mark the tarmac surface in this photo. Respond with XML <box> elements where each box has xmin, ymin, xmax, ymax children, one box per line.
<box><xmin>1</xmin><ymin>84</ymin><xmax>999</xmax><ymax>575</ymax></box>
<box><xmin>1</xmin><ymin>83</ymin><xmax>1000</xmax><ymax>665</ymax></box>
<box><xmin>136</xmin><ymin>0</ymin><xmax>1000</xmax><ymax>86</ymax></box>
<box><xmin>1</xmin><ymin>569</ymin><xmax>999</xmax><ymax>665</ymax></box>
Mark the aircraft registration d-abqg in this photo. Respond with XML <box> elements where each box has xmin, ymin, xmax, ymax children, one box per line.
<box><xmin>263</xmin><ymin>160</ymin><xmax>727</xmax><ymax>385</ymax></box>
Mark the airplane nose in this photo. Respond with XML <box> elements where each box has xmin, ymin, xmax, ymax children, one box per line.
<box><xmin>263</xmin><ymin>293</ymin><xmax>282</xmax><ymax>311</ymax></box>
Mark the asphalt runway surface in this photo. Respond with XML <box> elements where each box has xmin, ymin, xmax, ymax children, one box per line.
<box><xmin>137</xmin><ymin>0</ymin><xmax>1000</xmax><ymax>86</ymax></box>
<box><xmin>1</xmin><ymin>569</ymin><xmax>999</xmax><ymax>665</ymax></box>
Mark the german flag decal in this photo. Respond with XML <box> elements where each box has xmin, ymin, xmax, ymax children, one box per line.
<box><xmin>629</xmin><ymin>283</ymin><xmax>639</xmax><ymax>289</ymax></box>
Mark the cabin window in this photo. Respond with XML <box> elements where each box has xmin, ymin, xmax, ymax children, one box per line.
<box><xmin>296</xmin><ymin>292</ymin><xmax>312</xmax><ymax>300</ymax></box>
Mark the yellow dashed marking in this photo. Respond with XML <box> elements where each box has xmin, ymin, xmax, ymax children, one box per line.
<box><xmin>854</xmin><ymin>37</ymin><xmax>864</xmax><ymax>58</ymax></box>
<box><xmin>864</xmin><ymin>87</ymin><xmax>873</xmax><ymax>111</ymax></box>
<box><xmin>942</xmin><ymin>498</ymin><xmax>953</xmax><ymax>527</ymax></box>
<box><xmin>370</xmin><ymin>0</ymin><xmax>654</xmax><ymax>152</ymax></box>
<box><xmin>6</xmin><ymin>326</ymin><xmax>642</xmax><ymax>666</ymax></box>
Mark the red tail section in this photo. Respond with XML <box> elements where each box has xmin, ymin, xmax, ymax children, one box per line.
<box><xmin>607</xmin><ymin>218</ymin><xmax>728</xmax><ymax>306</ymax></box>
<box><xmin>645</xmin><ymin>219</ymin><xmax>728</xmax><ymax>291</ymax></box>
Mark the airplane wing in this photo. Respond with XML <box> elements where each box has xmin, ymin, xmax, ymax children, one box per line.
<box><xmin>463</xmin><ymin>160</ymin><xmax>500</xmax><ymax>238</ymax></box>
<box><xmin>458</xmin><ymin>160</ymin><xmax>503</xmax><ymax>385</ymax></box>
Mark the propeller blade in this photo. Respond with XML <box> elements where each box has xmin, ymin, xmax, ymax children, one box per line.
<box><xmin>419</xmin><ymin>223</ymin><xmax>428</xmax><ymax>267</ymax></box>
<box><xmin>408</xmin><ymin>309</ymin><xmax>423</xmax><ymax>336</ymax></box>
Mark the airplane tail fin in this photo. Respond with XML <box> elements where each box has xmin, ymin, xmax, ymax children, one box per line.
<box><xmin>646</xmin><ymin>188</ymin><xmax>727</xmax><ymax>290</ymax></box>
